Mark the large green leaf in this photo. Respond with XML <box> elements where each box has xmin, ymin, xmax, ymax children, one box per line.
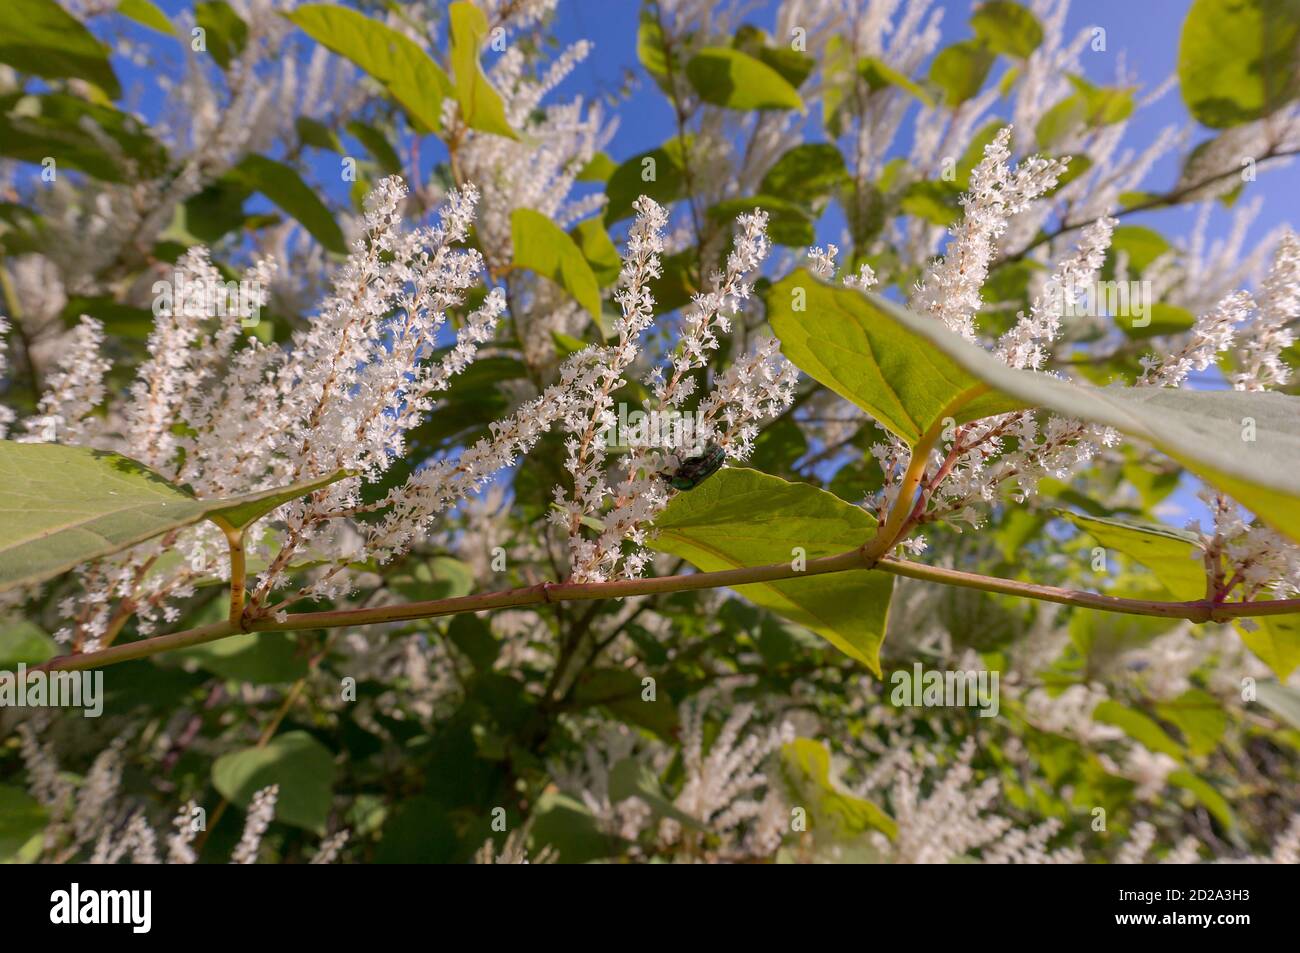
<box><xmin>448</xmin><ymin>1</ymin><xmax>517</xmax><ymax>140</ymax></box>
<box><xmin>511</xmin><ymin>208</ymin><xmax>602</xmax><ymax>318</ymax></box>
<box><xmin>650</xmin><ymin>468</ymin><xmax>894</xmax><ymax>674</ymax></box>
<box><xmin>766</xmin><ymin>270</ymin><xmax>1023</xmax><ymax>446</ymax></box>
<box><xmin>0</xmin><ymin>441</ymin><xmax>350</xmax><ymax>593</ymax></box>
<box><xmin>286</xmin><ymin>4</ymin><xmax>451</xmax><ymax>134</ymax></box>
<box><xmin>1178</xmin><ymin>0</ymin><xmax>1300</xmax><ymax>128</ymax></box>
<box><xmin>1058</xmin><ymin>511</ymin><xmax>1205</xmax><ymax>600</ymax></box>
<box><xmin>803</xmin><ymin>279</ymin><xmax>1300</xmax><ymax>542</ymax></box>
<box><xmin>230</xmin><ymin>155</ymin><xmax>345</xmax><ymax>254</ymax></box>
<box><xmin>0</xmin><ymin>0</ymin><xmax>121</xmax><ymax>97</ymax></box>
<box><xmin>685</xmin><ymin>48</ymin><xmax>804</xmax><ymax>111</ymax></box>
<box><xmin>212</xmin><ymin>730</ymin><xmax>336</xmax><ymax>834</ymax></box>
<box><xmin>781</xmin><ymin>739</ymin><xmax>897</xmax><ymax>840</ymax></box>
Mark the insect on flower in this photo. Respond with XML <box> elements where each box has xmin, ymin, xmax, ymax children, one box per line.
<box><xmin>663</xmin><ymin>444</ymin><xmax>727</xmax><ymax>491</ymax></box>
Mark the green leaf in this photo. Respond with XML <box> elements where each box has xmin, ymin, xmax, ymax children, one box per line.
<box><xmin>637</xmin><ymin>9</ymin><xmax>671</xmax><ymax>85</ymax></box>
<box><xmin>346</xmin><ymin>121</ymin><xmax>401</xmax><ymax>176</ymax></box>
<box><xmin>1178</xmin><ymin>0</ymin><xmax>1300</xmax><ymax>128</ymax></box>
<box><xmin>573</xmin><ymin>668</ymin><xmax>679</xmax><ymax>740</ymax></box>
<box><xmin>295</xmin><ymin>116</ymin><xmax>342</xmax><ymax>153</ymax></box>
<box><xmin>195</xmin><ymin>1</ymin><xmax>248</xmax><ymax>70</ymax></box>
<box><xmin>767</xmin><ymin>270</ymin><xmax>1023</xmax><ymax>446</ymax></box>
<box><xmin>229</xmin><ymin>155</ymin><xmax>345</xmax><ymax>254</ymax></box>
<box><xmin>0</xmin><ymin>620</ymin><xmax>57</xmax><ymax>669</ymax></box>
<box><xmin>685</xmin><ymin>47</ymin><xmax>804</xmax><ymax>111</ymax></box>
<box><xmin>577</xmin><ymin>152</ymin><xmax>617</xmax><ymax>183</ymax></box>
<box><xmin>781</xmin><ymin>739</ymin><xmax>897</xmax><ymax>839</ymax></box>
<box><xmin>528</xmin><ymin>790</ymin><xmax>620</xmax><ymax>863</ymax></box>
<box><xmin>759</xmin><ymin>143</ymin><xmax>848</xmax><ymax>212</ymax></box>
<box><xmin>1155</xmin><ymin>689</ymin><xmax>1227</xmax><ymax>756</ymax></box>
<box><xmin>858</xmin><ymin>56</ymin><xmax>934</xmax><ymax>106</ymax></box>
<box><xmin>570</xmin><ymin>217</ymin><xmax>621</xmax><ymax>287</ymax></box>
<box><xmin>731</xmin><ymin>25</ymin><xmax>816</xmax><ymax>89</ymax></box>
<box><xmin>448</xmin><ymin>0</ymin><xmax>517</xmax><ymax>140</ymax></box>
<box><xmin>1122</xmin><ymin>303</ymin><xmax>1196</xmax><ymax>340</ymax></box>
<box><xmin>0</xmin><ymin>0</ymin><xmax>121</xmax><ymax>97</ymax></box>
<box><xmin>971</xmin><ymin>1</ymin><xmax>1043</xmax><ymax>58</ymax></box>
<box><xmin>1057</xmin><ymin>511</ymin><xmax>1205</xmax><ymax>600</ymax></box>
<box><xmin>1169</xmin><ymin>769</ymin><xmax>1234</xmax><ymax>829</ymax></box>
<box><xmin>0</xmin><ymin>93</ymin><xmax>169</xmax><ymax>183</ymax></box>
<box><xmin>212</xmin><ymin>730</ymin><xmax>336</xmax><ymax>834</ymax></box>
<box><xmin>1256</xmin><ymin>680</ymin><xmax>1300</xmax><ymax>729</ymax></box>
<box><xmin>811</xmin><ymin>283</ymin><xmax>1300</xmax><ymax>543</ymax></box>
<box><xmin>447</xmin><ymin>614</ymin><xmax>499</xmax><ymax>672</ymax></box>
<box><xmin>707</xmin><ymin>196</ymin><xmax>814</xmax><ymax>247</ymax></box>
<box><xmin>175</xmin><ymin>632</ymin><xmax>307</xmax><ymax>684</ymax></box>
<box><xmin>286</xmin><ymin>4</ymin><xmax>451</xmax><ymax>133</ymax></box>
<box><xmin>117</xmin><ymin>0</ymin><xmax>174</xmax><ymax>35</ymax></box>
<box><xmin>1035</xmin><ymin>95</ymin><xmax>1089</xmax><ymax>149</ymax></box>
<box><xmin>929</xmin><ymin>40</ymin><xmax>996</xmax><ymax>107</ymax></box>
<box><xmin>1236</xmin><ymin>614</ymin><xmax>1300</xmax><ymax>679</ymax></box>
<box><xmin>604</xmin><ymin>137</ymin><xmax>691</xmax><ymax>222</ymax></box>
<box><xmin>608</xmin><ymin>758</ymin><xmax>704</xmax><ymax>829</ymax></box>
<box><xmin>1110</xmin><ymin>224</ymin><xmax>1173</xmax><ymax>273</ymax></box>
<box><xmin>1092</xmin><ymin>701</ymin><xmax>1184</xmax><ymax>760</ymax></box>
<box><xmin>511</xmin><ymin>208</ymin><xmax>602</xmax><ymax>319</ymax></box>
<box><xmin>390</xmin><ymin>556</ymin><xmax>475</xmax><ymax>602</ymax></box>
<box><xmin>0</xmin><ymin>785</ymin><xmax>47</xmax><ymax>861</ymax></box>
<box><xmin>650</xmin><ymin>468</ymin><xmax>894</xmax><ymax>674</ymax></box>
<box><xmin>899</xmin><ymin>180</ymin><xmax>964</xmax><ymax>226</ymax></box>
<box><xmin>0</xmin><ymin>441</ymin><xmax>351</xmax><ymax>593</ymax></box>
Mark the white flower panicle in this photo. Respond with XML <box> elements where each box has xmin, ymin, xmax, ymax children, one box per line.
<box><xmin>914</xmin><ymin>127</ymin><xmax>1068</xmax><ymax>341</ymax></box>
<box><xmin>231</xmin><ymin>784</ymin><xmax>279</xmax><ymax>865</ymax></box>
<box><xmin>19</xmin><ymin>316</ymin><xmax>110</xmax><ymax>446</ymax></box>
<box><xmin>1140</xmin><ymin>290</ymin><xmax>1251</xmax><ymax>387</ymax></box>
<box><xmin>1232</xmin><ymin>229</ymin><xmax>1299</xmax><ymax>391</ymax></box>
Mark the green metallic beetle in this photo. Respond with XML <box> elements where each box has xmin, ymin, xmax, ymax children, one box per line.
<box><xmin>663</xmin><ymin>444</ymin><xmax>727</xmax><ymax>491</ymax></box>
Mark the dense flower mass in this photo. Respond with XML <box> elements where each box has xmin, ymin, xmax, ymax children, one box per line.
<box><xmin>1</xmin><ymin>0</ymin><xmax>1299</xmax><ymax>869</ymax></box>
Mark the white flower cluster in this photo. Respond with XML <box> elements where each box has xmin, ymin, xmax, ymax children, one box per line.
<box><xmin>913</xmin><ymin>127</ymin><xmax>1068</xmax><ymax>342</ymax></box>
<box><xmin>861</xmin><ymin>738</ymin><xmax>1082</xmax><ymax>864</ymax></box>
<box><xmin>552</xmin><ymin>199</ymin><xmax>796</xmax><ymax>583</ymax></box>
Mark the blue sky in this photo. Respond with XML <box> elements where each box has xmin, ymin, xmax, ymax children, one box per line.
<box><xmin>547</xmin><ymin>0</ymin><xmax>1298</xmax><ymax>250</ymax></box>
<box><xmin>108</xmin><ymin>1</ymin><xmax>1297</xmax><ymax>255</ymax></box>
